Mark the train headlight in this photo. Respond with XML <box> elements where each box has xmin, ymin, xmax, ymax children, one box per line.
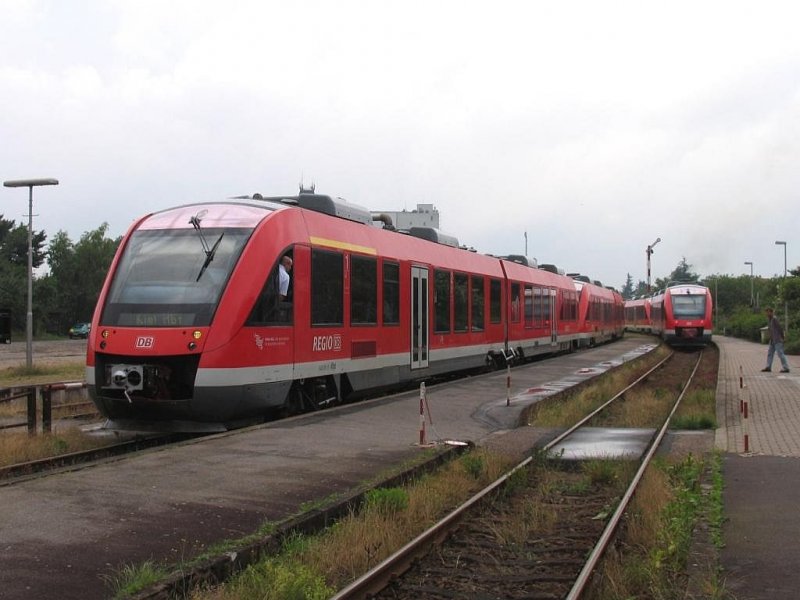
<box><xmin>102</xmin><ymin>330</ymin><xmax>110</xmax><ymax>338</ymax></box>
<box><xmin>192</xmin><ymin>330</ymin><xmax>202</xmax><ymax>340</ymax></box>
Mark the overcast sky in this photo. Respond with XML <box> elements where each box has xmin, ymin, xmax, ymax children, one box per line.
<box><xmin>2</xmin><ymin>0</ymin><xmax>799</xmax><ymax>289</ymax></box>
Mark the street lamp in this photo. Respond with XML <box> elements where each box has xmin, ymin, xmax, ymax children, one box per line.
<box><xmin>775</xmin><ymin>240</ymin><xmax>788</xmax><ymax>332</ymax></box>
<box><xmin>3</xmin><ymin>178</ymin><xmax>59</xmax><ymax>368</ymax></box>
<box><xmin>744</xmin><ymin>261</ymin><xmax>754</xmax><ymax>307</ymax></box>
<box><xmin>646</xmin><ymin>237</ymin><xmax>661</xmax><ymax>294</ymax></box>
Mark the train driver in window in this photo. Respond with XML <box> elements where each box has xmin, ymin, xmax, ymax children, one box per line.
<box><xmin>279</xmin><ymin>255</ymin><xmax>293</xmax><ymax>300</ymax></box>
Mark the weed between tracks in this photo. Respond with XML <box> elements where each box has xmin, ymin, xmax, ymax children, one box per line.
<box><xmin>0</xmin><ymin>429</ymin><xmax>112</xmax><ymax>467</ymax></box>
<box><xmin>527</xmin><ymin>344</ymin><xmax>718</xmax><ymax>433</ymax></box>
<box><xmin>527</xmin><ymin>344</ymin><xmax>673</xmax><ymax>428</ymax></box>
<box><xmin>587</xmin><ymin>452</ymin><xmax>727</xmax><ymax>599</ymax></box>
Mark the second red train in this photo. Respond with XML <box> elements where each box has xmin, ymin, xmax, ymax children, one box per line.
<box><xmin>624</xmin><ymin>283</ymin><xmax>713</xmax><ymax>346</ymax></box>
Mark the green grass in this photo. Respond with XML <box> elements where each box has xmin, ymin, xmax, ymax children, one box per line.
<box><xmin>589</xmin><ymin>454</ymin><xmax>727</xmax><ymax>599</ymax></box>
<box><xmin>102</xmin><ymin>560</ymin><xmax>170</xmax><ymax>600</ymax></box>
<box><xmin>0</xmin><ymin>361</ymin><xmax>85</xmax><ymax>387</ymax></box>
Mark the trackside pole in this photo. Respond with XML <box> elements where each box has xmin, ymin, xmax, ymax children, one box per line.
<box><xmin>506</xmin><ymin>364</ymin><xmax>511</xmax><ymax>406</ymax></box>
<box><xmin>739</xmin><ymin>365</ymin><xmax>744</xmax><ymax>413</ymax></box>
<box><xmin>743</xmin><ymin>397</ymin><xmax>750</xmax><ymax>454</ymax></box>
<box><xmin>419</xmin><ymin>382</ymin><xmax>426</xmax><ymax>446</ymax></box>
<box><xmin>738</xmin><ymin>364</ymin><xmax>750</xmax><ymax>453</ymax></box>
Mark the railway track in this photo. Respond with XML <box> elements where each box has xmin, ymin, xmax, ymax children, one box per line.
<box><xmin>331</xmin><ymin>349</ymin><xmax>703</xmax><ymax>600</ymax></box>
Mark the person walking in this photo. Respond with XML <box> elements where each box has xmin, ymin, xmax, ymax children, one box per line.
<box><xmin>761</xmin><ymin>307</ymin><xmax>790</xmax><ymax>373</ymax></box>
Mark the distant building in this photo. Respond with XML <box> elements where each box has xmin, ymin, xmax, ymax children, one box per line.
<box><xmin>371</xmin><ymin>203</ymin><xmax>439</xmax><ymax>230</ymax></box>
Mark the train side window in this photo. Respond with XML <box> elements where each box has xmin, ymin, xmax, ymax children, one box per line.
<box><xmin>351</xmin><ymin>255</ymin><xmax>377</xmax><ymax>325</ymax></box>
<box><xmin>312</xmin><ymin>248</ymin><xmax>343</xmax><ymax>326</ymax></box>
<box><xmin>382</xmin><ymin>260</ymin><xmax>400</xmax><ymax>325</ymax></box>
<box><xmin>490</xmin><ymin>278</ymin><xmax>502</xmax><ymax>324</ymax></box>
<box><xmin>471</xmin><ymin>275</ymin><xmax>484</xmax><ymax>332</ymax></box>
<box><xmin>510</xmin><ymin>282</ymin><xmax>521</xmax><ymax>323</ymax></box>
<box><xmin>532</xmin><ymin>287</ymin><xmax>544</xmax><ymax>326</ymax></box>
<box><xmin>246</xmin><ymin>248</ymin><xmax>294</xmax><ymax>326</ymax></box>
<box><xmin>524</xmin><ymin>285</ymin><xmax>533</xmax><ymax>328</ymax></box>
<box><xmin>561</xmin><ymin>290</ymin><xmax>577</xmax><ymax>321</ymax></box>
<box><xmin>434</xmin><ymin>269</ymin><xmax>451</xmax><ymax>333</ymax></box>
<box><xmin>454</xmin><ymin>272</ymin><xmax>468</xmax><ymax>332</ymax></box>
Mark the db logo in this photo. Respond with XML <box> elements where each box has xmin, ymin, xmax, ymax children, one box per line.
<box><xmin>135</xmin><ymin>336</ymin><xmax>155</xmax><ymax>349</ymax></box>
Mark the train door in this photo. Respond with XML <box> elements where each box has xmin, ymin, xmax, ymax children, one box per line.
<box><xmin>549</xmin><ymin>288</ymin><xmax>558</xmax><ymax>345</ymax></box>
<box><xmin>410</xmin><ymin>266</ymin><xmax>429</xmax><ymax>369</ymax></box>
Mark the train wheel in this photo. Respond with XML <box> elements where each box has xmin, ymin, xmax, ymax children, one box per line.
<box><xmin>289</xmin><ymin>377</ymin><xmax>339</xmax><ymax>413</ymax></box>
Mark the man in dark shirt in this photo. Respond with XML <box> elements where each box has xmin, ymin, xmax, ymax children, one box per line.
<box><xmin>761</xmin><ymin>307</ymin><xmax>790</xmax><ymax>373</ymax></box>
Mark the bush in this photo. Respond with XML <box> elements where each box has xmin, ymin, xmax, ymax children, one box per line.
<box><xmin>721</xmin><ymin>308</ymin><xmax>764</xmax><ymax>342</ymax></box>
<box><xmin>785</xmin><ymin>331</ymin><xmax>800</xmax><ymax>355</ymax></box>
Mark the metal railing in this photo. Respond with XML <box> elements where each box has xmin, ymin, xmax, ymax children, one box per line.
<box><xmin>0</xmin><ymin>382</ymin><xmax>92</xmax><ymax>434</ymax></box>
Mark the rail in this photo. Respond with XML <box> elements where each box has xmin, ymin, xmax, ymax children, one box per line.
<box><xmin>332</xmin><ymin>349</ymin><xmax>704</xmax><ymax>599</ymax></box>
<box><xmin>565</xmin><ymin>349</ymin><xmax>703</xmax><ymax>598</ymax></box>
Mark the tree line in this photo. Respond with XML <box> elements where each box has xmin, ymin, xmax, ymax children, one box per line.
<box><xmin>0</xmin><ymin>215</ymin><xmax>120</xmax><ymax>336</ymax></box>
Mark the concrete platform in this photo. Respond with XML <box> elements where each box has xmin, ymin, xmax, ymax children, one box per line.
<box><xmin>715</xmin><ymin>335</ymin><xmax>800</xmax><ymax>600</ymax></box>
<box><xmin>0</xmin><ymin>336</ymin><xmax>654</xmax><ymax>600</ymax></box>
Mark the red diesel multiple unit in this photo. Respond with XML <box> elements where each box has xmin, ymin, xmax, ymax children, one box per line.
<box><xmin>86</xmin><ymin>190</ymin><xmax>624</xmax><ymax>431</ymax></box>
<box><xmin>649</xmin><ymin>283</ymin><xmax>713</xmax><ymax>345</ymax></box>
<box><xmin>623</xmin><ymin>297</ymin><xmax>652</xmax><ymax>333</ymax></box>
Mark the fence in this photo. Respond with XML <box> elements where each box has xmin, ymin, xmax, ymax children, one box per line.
<box><xmin>0</xmin><ymin>382</ymin><xmax>92</xmax><ymax>434</ymax></box>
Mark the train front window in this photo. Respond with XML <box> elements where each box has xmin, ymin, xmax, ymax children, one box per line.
<box><xmin>101</xmin><ymin>228</ymin><xmax>251</xmax><ymax>327</ymax></box>
<box><xmin>671</xmin><ymin>294</ymin><xmax>706</xmax><ymax>318</ymax></box>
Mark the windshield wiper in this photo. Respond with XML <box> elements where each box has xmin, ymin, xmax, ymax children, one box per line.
<box><xmin>189</xmin><ymin>213</ymin><xmax>225</xmax><ymax>281</ymax></box>
<box><xmin>195</xmin><ymin>232</ymin><xmax>224</xmax><ymax>282</ymax></box>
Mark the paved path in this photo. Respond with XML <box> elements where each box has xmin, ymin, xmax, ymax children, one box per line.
<box><xmin>715</xmin><ymin>335</ymin><xmax>800</xmax><ymax>600</ymax></box>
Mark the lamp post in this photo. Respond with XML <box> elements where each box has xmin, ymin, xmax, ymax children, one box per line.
<box><xmin>775</xmin><ymin>240</ymin><xmax>788</xmax><ymax>332</ymax></box>
<box><xmin>646</xmin><ymin>237</ymin><xmax>661</xmax><ymax>294</ymax></box>
<box><xmin>3</xmin><ymin>178</ymin><xmax>59</xmax><ymax>369</ymax></box>
<box><xmin>744</xmin><ymin>261</ymin><xmax>754</xmax><ymax>308</ymax></box>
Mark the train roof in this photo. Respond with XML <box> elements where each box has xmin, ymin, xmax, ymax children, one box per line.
<box><xmin>135</xmin><ymin>189</ymin><xmax>616</xmax><ymax>289</ymax></box>
<box><xmin>245</xmin><ymin>191</ymin><xmax>374</xmax><ymax>226</ymax></box>
<box><xmin>403</xmin><ymin>226</ymin><xmax>460</xmax><ymax>248</ymax></box>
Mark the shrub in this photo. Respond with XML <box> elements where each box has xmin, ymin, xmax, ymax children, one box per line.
<box><xmin>460</xmin><ymin>453</ymin><xmax>486</xmax><ymax>479</ymax></box>
<box><xmin>722</xmin><ymin>308</ymin><xmax>764</xmax><ymax>342</ymax></box>
<box><xmin>363</xmin><ymin>487</ymin><xmax>409</xmax><ymax>516</ymax></box>
<box><xmin>784</xmin><ymin>332</ymin><xmax>800</xmax><ymax>355</ymax></box>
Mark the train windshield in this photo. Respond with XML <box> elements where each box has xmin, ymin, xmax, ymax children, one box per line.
<box><xmin>671</xmin><ymin>294</ymin><xmax>706</xmax><ymax>318</ymax></box>
<box><xmin>101</xmin><ymin>227</ymin><xmax>252</xmax><ymax>327</ymax></box>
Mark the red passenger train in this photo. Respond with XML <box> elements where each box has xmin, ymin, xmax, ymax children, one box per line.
<box><xmin>629</xmin><ymin>283</ymin><xmax>713</xmax><ymax>346</ymax></box>
<box><xmin>624</xmin><ymin>296</ymin><xmax>652</xmax><ymax>333</ymax></box>
<box><xmin>86</xmin><ymin>189</ymin><xmax>624</xmax><ymax>431</ymax></box>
